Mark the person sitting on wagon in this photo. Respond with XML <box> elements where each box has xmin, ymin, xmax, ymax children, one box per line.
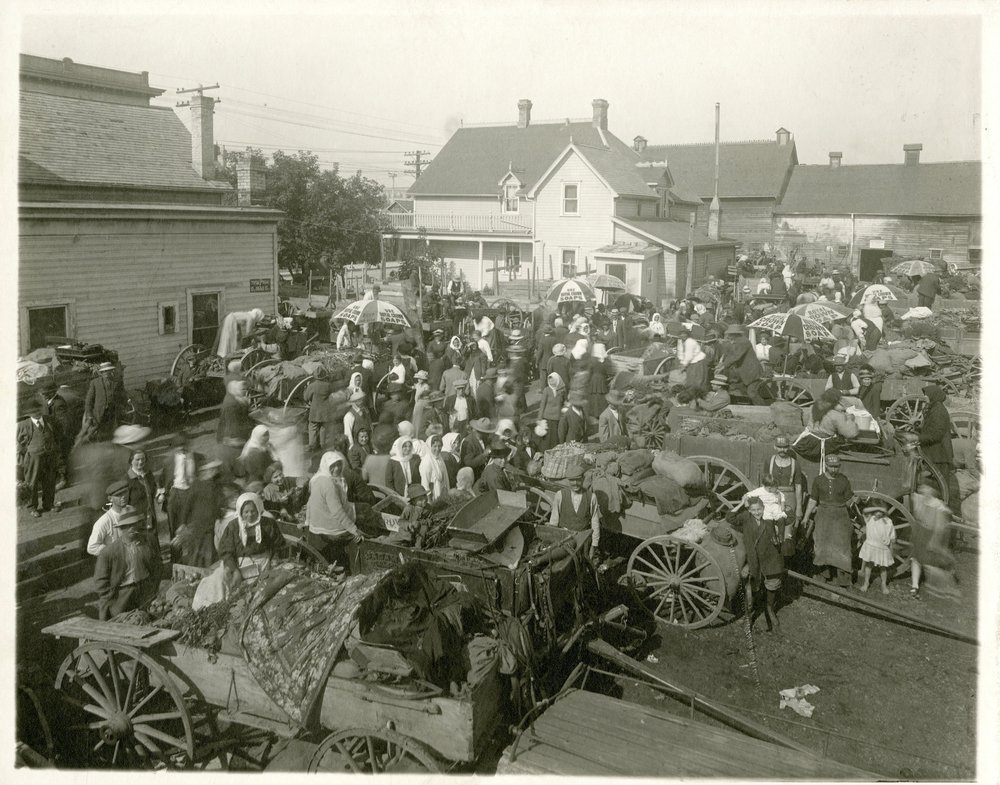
<box><xmin>474</xmin><ymin>439</ymin><xmax>514</xmax><ymax>493</ymax></box>
<box><xmin>792</xmin><ymin>388</ymin><xmax>860</xmax><ymax>462</ymax></box>
<box><xmin>547</xmin><ymin>464</ymin><xmax>601</xmax><ymax>558</ymax></box>
<box><xmin>825</xmin><ymin>355</ymin><xmax>860</xmax><ymax>395</ymax></box>
<box><xmin>676</xmin><ymin>326</ymin><xmax>708</xmax><ymax>392</ymax></box>
<box><xmin>697</xmin><ymin>374</ymin><xmax>732</xmax><ymax>412</ymax></box>
<box><xmin>856</xmin><ymin>368</ymin><xmax>883</xmax><ymax>419</ymax></box>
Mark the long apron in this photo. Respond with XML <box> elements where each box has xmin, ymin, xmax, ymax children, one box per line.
<box><xmin>812</xmin><ymin>504</ymin><xmax>853</xmax><ymax>573</ymax></box>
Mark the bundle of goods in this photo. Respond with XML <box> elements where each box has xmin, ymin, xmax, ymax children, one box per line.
<box><xmin>934</xmin><ymin>306</ymin><xmax>981</xmax><ymax>332</ymax></box>
<box><xmin>617</xmin><ymin>448</ymin><xmax>656</xmax><ymax>494</ymax></box>
<box><xmin>673</xmin><ymin>415</ymin><xmax>786</xmax><ymax>444</ymax></box>
<box><xmin>770</xmin><ymin>401</ymin><xmax>804</xmax><ymax>431</ymax></box>
<box><xmin>542</xmin><ymin>442</ymin><xmax>587</xmax><ymax>480</ymax></box>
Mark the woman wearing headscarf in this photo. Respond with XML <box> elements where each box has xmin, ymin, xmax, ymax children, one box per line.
<box><xmin>388</xmin><ymin>438</ymin><xmax>422</xmax><ymax>497</ymax></box>
<box><xmin>538</xmin><ymin>372</ymin><xmax>566</xmax><ymax>450</ymax></box>
<box><xmin>125</xmin><ymin>450</ymin><xmax>159</xmax><ymax>533</ymax></box>
<box><xmin>586</xmin><ymin>342</ymin><xmax>611</xmax><ymax>420</ymax></box>
<box><xmin>420</xmin><ymin>433</ymin><xmax>451</xmax><ymax>501</ymax></box>
<box><xmin>568</xmin><ymin>338</ymin><xmax>592</xmax><ymax>404</ymax></box>
<box><xmin>440</xmin><ymin>432</ymin><xmax>461</xmax><ymax>486</ymax></box>
<box><xmin>917</xmin><ymin>384</ymin><xmax>959</xmax><ymax>512</ymax></box>
<box><xmin>464</xmin><ymin>339</ymin><xmax>487</xmax><ymax>395</ymax></box>
<box><xmin>215</xmin><ymin>308</ymin><xmax>265</xmax><ymax>358</ymax></box>
<box><xmin>192</xmin><ymin>491</ymin><xmax>282</xmax><ymax>609</ymax></box>
<box><xmin>306</xmin><ymin>451</ymin><xmax>369</xmax><ymax>565</ymax></box>
<box><xmin>445</xmin><ymin>335</ymin><xmax>464</xmax><ymax>369</ymax></box>
<box><xmin>648</xmin><ymin>313</ymin><xmax>666</xmax><ymax>339</ymax></box>
<box><xmin>239</xmin><ymin>424</ymin><xmax>276</xmax><ymax>485</ymax></box>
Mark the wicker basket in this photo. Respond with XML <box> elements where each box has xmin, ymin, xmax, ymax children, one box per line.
<box><xmin>541</xmin><ymin>443</ymin><xmax>586</xmax><ymax>480</ymax></box>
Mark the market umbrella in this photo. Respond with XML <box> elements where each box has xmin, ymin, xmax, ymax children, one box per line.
<box><xmin>545</xmin><ymin>277</ymin><xmax>597</xmax><ymax>304</ymax></box>
<box><xmin>748</xmin><ymin>312</ymin><xmax>834</xmax><ymax>342</ymax></box>
<box><xmin>788</xmin><ymin>301</ymin><xmax>853</xmax><ymax>324</ymax></box>
<box><xmin>890</xmin><ymin>259</ymin><xmax>939</xmax><ymax>278</ymax></box>
<box><xmin>848</xmin><ymin>283</ymin><xmax>905</xmax><ymax>307</ymax></box>
<box><xmin>613</xmin><ymin>293</ymin><xmax>644</xmax><ymax>313</ymax></box>
<box><xmin>584</xmin><ymin>273</ymin><xmax>627</xmax><ymax>291</ymax></box>
<box><xmin>333</xmin><ymin>298</ymin><xmax>411</xmax><ymax>328</ymax></box>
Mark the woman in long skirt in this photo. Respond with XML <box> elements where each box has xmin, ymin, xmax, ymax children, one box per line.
<box><xmin>801</xmin><ymin>456</ymin><xmax>854</xmax><ymax>587</ymax></box>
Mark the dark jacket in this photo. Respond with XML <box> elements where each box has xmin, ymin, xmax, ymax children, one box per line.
<box><xmin>475</xmin><ymin>462</ymin><xmax>512</xmax><ymax>493</ymax></box>
<box><xmin>918</xmin><ymin>387</ymin><xmax>954</xmax><ymax>466</ymax></box>
<box><xmin>729</xmin><ymin>509</ymin><xmax>783</xmax><ymax>580</ymax></box>
<box><xmin>94</xmin><ymin>532</ymin><xmax>163</xmax><ymax>620</ymax></box>
<box><xmin>916</xmin><ymin>273</ymin><xmax>940</xmax><ymax>298</ymax></box>
<box><xmin>126</xmin><ymin>469</ymin><xmax>159</xmax><ymax>528</ymax></box>
<box><xmin>558</xmin><ymin>406</ymin><xmax>589</xmax><ymax>443</ymax></box>
<box><xmin>475</xmin><ymin>380</ymin><xmax>496</xmax><ymax>421</ymax></box>
<box><xmin>217</xmin><ymin>394</ymin><xmax>254</xmax><ymax>444</ymax></box>
<box><xmin>303</xmin><ymin>379</ymin><xmax>332</xmax><ymax>422</ymax></box>
<box><xmin>718</xmin><ymin>337</ymin><xmax>764</xmax><ymax>386</ymax></box>
<box><xmin>388</xmin><ymin>456</ymin><xmax>422</xmax><ymax>496</ymax></box>
<box><xmin>459</xmin><ymin>431</ymin><xmax>489</xmax><ymax>477</ymax></box>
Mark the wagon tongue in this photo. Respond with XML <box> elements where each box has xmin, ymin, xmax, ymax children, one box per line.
<box><xmin>446</xmin><ymin>489</ymin><xmax>527</xmax><ymax>552</ymax></box>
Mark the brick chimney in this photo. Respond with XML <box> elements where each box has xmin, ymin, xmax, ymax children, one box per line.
<box><xmin>775</xmin><ymin>127</ymin><xmax>791</xmax><ymax>145</ymax></box>
<box><xmin>237</xmin><ymin>153</ymin><xmax>266</xmax><ymax>206</ymax></box>
<box><xmin>190</xmin><ymin>94</ymin><xmax>216</xmax><ymax>179</ymax></box>
<box><xmin>904</xmin><ymin>143</ymin><xmax>922</xmax><ymax>166</ymax></box>
<box><xmin>829</xmin><ymin>151</ymin><xmax>843</xmax><ymax>168</ymax></box>
<box><xmin>592</xmin><ymin>99</ymin><xmax>609</xmax><ymax>130</ymax></box>
<box><xmin>633</xmin><ymin>135</ymin><xmax>647</xmax><ymax>153</ymax></box>
<box><xmin>517</xmin><ymin>99</ymin><xmax>532</xmax><ymax>129</ymax></box>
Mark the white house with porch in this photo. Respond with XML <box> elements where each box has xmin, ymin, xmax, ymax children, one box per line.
<box><xmin>382</xmin><ymin>99</ymin><xmax>737</xmax><ymax>304</ymax></box>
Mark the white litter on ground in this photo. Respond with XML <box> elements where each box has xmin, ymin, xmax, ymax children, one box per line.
<box><xmin>779</xmin><ymin>684</ymin><xmax>820</xmax><ymax>717</ymax></box>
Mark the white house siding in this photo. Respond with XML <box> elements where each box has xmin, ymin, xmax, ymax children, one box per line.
<box><xmin>427</xmin><ymin>240</ymin><xmax>482</xmax><ymax>288</ymax></box>
<box><xmin>773</xmin><ymin>215</ymin><xmax>977</xmax><ymax>272</ymax></box>
<box><xmin>614</xmin><ymin>198</ymin><xmax>660</xmax><ymax>219</ymax></box>
<box><xmin>19</xmin><ymin>208</ymin><xmax>278</xmax><ymax>387</ymax></box>
<box><xmin>534</xmin><ymin>151</ymin><xmax>615</xmax><ymax>273</ymax></box>
<box><xmin>413</xmin><ymin>196</ymin><xmax>507</xmax><ymax>216</ymax></box>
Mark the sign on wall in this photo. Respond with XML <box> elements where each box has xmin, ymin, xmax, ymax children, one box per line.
<box><xmin>869</xmin><ymin>239</ymin><xmax>885</xmax><ymax>250</ymax></box>
<box><xmin>249</xmin><ymin>278</ymin><xmax>272</xmax><ymax>293</ymax></box>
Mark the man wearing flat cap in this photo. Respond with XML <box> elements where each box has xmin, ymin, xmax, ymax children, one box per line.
<box><xmin>460</xmin><ymin>418</ymin><xmax>494</xmax><ymax>480</ymax></box>
<box><xmin>548</xmin><ymin>464</ymin><xmax>601</xmax><ymax>556</ymax></box>
<box><xmin>598</xmin><ymin>389</ymin><xmax>627</xmax><ymax>442</ymax></box>
<box><xmin>559</xmin><ymin>392</ymin><xmax>590</xmax><ymax>444</ymax></box>
<box><xmin>94</xmin><ymin>507</ymin><xmax>162</xmax><ymax>620</ymax></box>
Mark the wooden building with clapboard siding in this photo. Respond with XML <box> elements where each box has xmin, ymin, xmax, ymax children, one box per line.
<box><xmin>18</xmin><ymin>54</ymin><xmax>281</xmax><ymax>385</ymax></box>
<box><xmin>773</xmin><ymin>146</ymin><xmax>981</xmax><ymax>280</ymax></box>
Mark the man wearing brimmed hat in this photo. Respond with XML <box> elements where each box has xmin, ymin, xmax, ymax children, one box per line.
<box><xmin>548</xmin><ymin>464</ymin><xmax>601</xmax><ymax>556</ymax></box>
<box><xmin>717</xmin><ymin>324</ymin><xmax>765</xmax><ymax>404</ymax></box>
<box><xmin>535</xmin><ymin>322</ymin><xmax>557</xmax><ymax>376</ymax></box>
<box><xmin>343</xmin><ymin>390</ymin><xmax>372</xmax><ymax>450</ymax></box>
<box><xmin>82</xmin><ymin>360</ymin><xmax>124</xmax><ymax>442</ymax></box>
<box><xmin>856</xmin><ymin>367</ymin><xmax>882</xmax><ymax>418</ymax></box>
<box><xmin>598</xmin><ymin>389</ymin><xmax>627</xmax><ymax>441</ymax></box>
<box><xmin>697</xmin><ymin>373</ymin><xmax>731</xmax><ymax>413</ymax></box>
<box><xmin>94</xmin><ymin>506</ymin><xmax>162</xmax><ymax>620</ymax></box>
<box><xmin>445</xmin><ymin>378</ymin><xmax>475</xmax><ymax>434</ymax></box>
<box><xmin>825</xmin><ymin>355</ymin><xmax>859</xmax><ymax>395</ymax></box>
<box><xmin>17</xmin><ymin>396</ymin><xmax>63</xmax><ymax>517</ymax></box>
<box><xmin>460</xmin><ymin>418</ymin><xmax>494</xmax><ymax>479</ymax></box>
<box><xmin>474</xmin><ymin>438</ymin><xmax>514</xmax><ymax>493</ymax></box>
<box><xmin>802</xmin><ymin>454</ymin><xmax>855</xmax><ymax>587</ymax></box>
<box><xmin>559</xmin><ymin>391</ymin><xmax>589</xmax><ymax>444</ymax></box>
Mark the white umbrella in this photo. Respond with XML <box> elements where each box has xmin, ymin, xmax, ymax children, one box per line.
<box><xmin>585</xmin><ymin>273</ymin><xmax>627</xmax><ymax>291</ymax></box>
<box><xmin>333</xmin><ymin>298</ymin><xmax>411</xmax><ymax>328</ymax></box>
<box><xmin>788</xmin><ymin>302</ymin><xmax>853</xmax><ymax>324</ymax></box>
<box><xmin>848</xmin><ymin>284</ymin><xmax>902</xmax><ymax>307</ymax></box>
<box><xmin>890</xmin><ymin>259</ymin><xmax>939</xmax><ymax>278</ymax></box>
<box><xmin>545</xmin><ymin>277</ymin><xmax>597</xmax><ymax>304</ymax></box>
<box><xmin>748</xmin><ymin>312</ymin><xmax>834</xmax><ymax>342</ymax></box>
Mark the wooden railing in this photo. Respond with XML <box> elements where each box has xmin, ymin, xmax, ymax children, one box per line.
<box><xmin>383</xmin><ymin>211</ymin><xmax>533</xmax><ymax>235</ymax></box>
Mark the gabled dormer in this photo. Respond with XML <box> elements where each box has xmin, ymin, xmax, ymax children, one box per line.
<box><xmin>498</xmin><ymin>163</ymin><xmax>524</xmax><ymax>213</ymax></box>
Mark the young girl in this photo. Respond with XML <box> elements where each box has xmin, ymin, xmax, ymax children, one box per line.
<box><xmin>858</xmin><ymin>503</ymin><xmax>896</xmax><ymax>594</ymax></box>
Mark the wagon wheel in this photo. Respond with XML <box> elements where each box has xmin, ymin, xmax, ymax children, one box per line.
<box><xmin>653</xmin><ymin>355</ymin><xmax>678</xmax><ymax>376</ymax></box>
<box><xmin>17</xmin><ymin>684</ymin><xmax>55</xmax><ymax>764</ymax></box>
<box><xmin>763</xmin><ymin>377</ymin><xmax>815</xmax><ymax>410</ymax></box>
<box><xmin>637</xmin><ymin>412</ymin><xmax>668</xmax><ymax>450</ymax></box>
<box><xmin>283</xmin><ymin>375</ymin><xmax>315</xmax><ymax>414</ymax></box>
<box><xmin>913</xmin><ymin>453</ymin><xmax>949</xmax><ymax>507</ymax></box>
<box><xmin>626</xmin><ymin>536</ymin><xmax>726</xmax><ymax>629</ymax></box>
<box><xmin>521</xmin><ymin>487</ymin><xmax>554</xmax><ymax>525</ymax></box>
<box><xmin>490</xmin><ymin>298</ymin><xmax>525</xmax><ymax>331</ymax></box>
<box><xmin>239</xmin><ymin>348</ymin><xmax>270</xmax><ymax>374</ymax></box>
<box><xmin>687</xmin><ymin>455</ymin><xmax>753</xmax><ymax>517</ymax></box>
<box><xmin>279</xmin><ymin>533</ymin><xmax>330</xmax><ymax>570</ymax></box>
<box><xmin>886</xmin><ymin>395</ymin><xmax>926</xmax><ymax>432</ymax></box>
<box><xmin>170</xmin><ymin>344</ymin><xmax>208</xmax><ymax>385</ymax></box>
<box><xmin>848</xmin><ymin>491</ymin><xmax>915</xmax><ymax>577</ymax></box>
<box><xmin>949</xmin><ymin>411</ymin><xmax>979</xmax><ymax>441</ymax></box>
<box><xmin>246</xmin><ymin>357</ymin><xmax>280</xmax><ymax>376</ymax></box>
<box><xmin>308</xmin><ymin>727</ymin><xmax>441</xmax><ymax>773</ymax></box>
<box><xmin>54</xmin><ymin>642</ymin><xmax>195</xmax><ymax>769</ymax></box>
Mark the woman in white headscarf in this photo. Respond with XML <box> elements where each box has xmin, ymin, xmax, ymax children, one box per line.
<box><xmin>239</xmin><ymin>424</ymin><xmax>277</xmax><ymax>485</ymax></box>
<box><xmin>648</xmin><ymin>312</ymin><xmax>666</xmax><ymax>338</ymax></box>
<box><xmin>420</xmin><ymin>433</ymin><xmax>451</xmax><ymax>501</ymax></box>
<box><xmin>446</xmin><ymin>336</ymin><xmax>464</xmax><ymax>368</ymax></box>
<box><xmin>448</xmin><ymin>466</ymin><xmax>476</xmax><ymax>504</ymax></box>
<box><xmin>192</xmin><ymin>491</ymin><xmax>282</xmax><ymax>610</ymax></box>
<box><xmin>388</xmin><ymin>438</ymin><xmax>421</xmax><ymax>497</ymax></box>
<box><xmin>215</xmin><ymin>308</ymin><xmax>265</xmax><ymax>358</ymax></box>
<box><xmin>440</xmin><ymin>431</ymin><xmax>461</xmax><ymax>486</ymax></box>
<box><xmin>395</xmin><ymin>421</ymin><xmax>428</xmax><ymax>459</ymax></box>
<box><xmin>307</xmin><ymin>451</ymin><xmax>368</xmax><ymax>558</ymax></box>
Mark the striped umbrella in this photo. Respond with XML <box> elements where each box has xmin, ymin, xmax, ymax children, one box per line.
<box><xmin>848</xmin><ymin>284</ymin><xmax>905</xmax><ymax>307</ymax></box>
<box><xmin>545</xmin><ymin>277</ymin><xmax>597</xmax><ymax>304</ymax></box>
<box><xmin>748</xmin><ymin>312</ymin><xmax>834</xmax><ymax>342</ymax></box>
<box><xmin>788</xmin><ymin>301</ymin><xmax>853</xmax><ymax>324</ymax></box>
<box><xmin>890</xmin><ymin>259</ymin><xmax>939</xmax><ymax>278</ymax></box>
<box><xmin>333</xmin><ymin>298</ymin><xmax>411</xmax><ymax>328</ymax></box>
<box><xmin>584</xmin><ymin>273</ymin><xmax>627</xmax><ymax>291</ymax></box>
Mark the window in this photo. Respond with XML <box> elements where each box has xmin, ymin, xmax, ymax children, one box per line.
<box><xmin>654</xmin><ymin>202</ymin><xmax>661</xmax><ymax>218</ymax></box>
<box><xmin>968</xmin><ymin>248</ymin><xmax>981</xmax><ymax>264</ymax></box>
<box><xmin>505</xmin><ymin>243</ymin><xmax>521</xmax><ymax>273</ymax></box>
<box><xmin>562</xmin><ymin>183</ymin><xmax>579</xmax><ymax>215</ymax></box>
<box><xmin>189</xmin><ymin>291</ymin><xmax>221</xmax><ymax>348</ymax></box>
<box><xmin>26</xmin><ymin>305</ymin><xmax>68</xmax><ymax>352</ymax></box>
<box><xmin>929</xmin><ymin>249</ymin><xmax>943</xmax><ymax>261</ymax></box>
<box><xmin>561</xmin><ymin>249</ymin><xmax>577</xmax><ymax>278</ymax></box>
<box><xmin>158</xmin><ymin>302</ymin><xmax>178</xmax><ymax>335</ymax></box>
<box><xmin>749</xmin><ymin>242</ymin><xmax>762</xmax><ymax>253</ymax></box>
<box><xmin>502</xmin><ymin>183</ymin><xmax>519</xmax><ymax>213</ymax></box>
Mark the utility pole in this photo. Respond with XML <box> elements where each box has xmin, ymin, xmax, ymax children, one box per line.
<box><xmin>686</xmin><ymin>212</ymin><xmax>696</xmax><ymax>296</ymax></box>
<box><xmin>405</xmin><ymin>151</ymin><xmax>431</xmax><ymax>179</ymax></box>
<box><xmin>389</xmin><ymin>171</ymin><xmax>398</xmax><ymax>191</ymax></box>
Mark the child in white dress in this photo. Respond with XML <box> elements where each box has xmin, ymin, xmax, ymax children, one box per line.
<box><xmin>858</xmin><ymin>503</ymin><xmax>896</xmax><ymax>594</ymax></box>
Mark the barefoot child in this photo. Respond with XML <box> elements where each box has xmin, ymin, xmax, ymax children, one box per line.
<box><xmin>858</xmin><ymin>502</ymin><xmax>896</xmax><ymax>594</ymax></box>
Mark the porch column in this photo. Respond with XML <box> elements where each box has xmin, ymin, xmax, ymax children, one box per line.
<box><xmin>478</xmin><ymin>240</ymin><xmax>484</xmax><ymax>289</ymax></box>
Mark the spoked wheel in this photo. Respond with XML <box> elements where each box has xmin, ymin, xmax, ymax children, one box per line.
<box><xmin>763</xmin><ymin>377</ymin><xmax>816</xmax><ymax>411</ymax></box>
<box><xmin>886</xmin><ymin>395</ymin><xmax>926</xmax><ymax>432</ymax></box>
<box><xmin>848</xmin><ymin>491</ymin><xmax>915</xmax><ymax>577</ymax></box>
<box><xmin>170</xmin><ymin>344</ymin><xmax>209</xmax><ymax>386</ymax></box>
<box><xmin>652</xmin><ymin>355</ymin><xmax>678</xmax><ymax>377</ymax></box>
<box><xmin>54</xmin><ymin>642</ymin><xmax>195</xmax><ymax>769</ymax></box>
<box><xmin>521</xmin><ymin>487</ymin><xmax>553</xmax><ymax>525</ymax></box>
<box><xmin>637</xmin><ymin>413</ymin><xmax>668</xmax><ymax>450</ymax></box>
<box><xmin>17</xmin><ymin>684</ymin><xmax>55</xmax><ymax>764</ymax></box>
<box><xmin>279</xmin><ymin>533</ymin><xmax>330</xmax><ymax>570</ymax></box>
<box><xmin>687</xmin><ymin>455</ymin><xmax>753</xmax><ymax>517</ymax></box>
<box><xmin>283</xmin><ymin>375</ymin><xmax>315</xmax><ymax>412</ymax></box>
<box><xmin>626</xmin><ymin>536</ymin><xmax>726</xmax><ymax>629</ymax></box>
<box><xmin>914</xmin><ymin>452</ymin><xmax>949</xmax><ymax>507</ymax></box>
<box><xmin>490</xmin><ymin>298</ymin><xmax>525</xmax><ymax>332</ymax></box>
<box><xmin>308</xmin><ymin>728</ymin><xmax>441</xmax><ymax>773</ymax></box>
<box><xmin>239</xmin><ymin>348</ymin><xmax>270</xmax><ymax>374</ymax></box>
<box><xmin>949</xmin><ymin>410</ymin><xmax>979</xmax><ymax>442</ymax></box>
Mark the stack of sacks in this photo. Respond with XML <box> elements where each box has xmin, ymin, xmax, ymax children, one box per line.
<box><xmin>617</xmin><ymin>449</ymin><xmax>655</xmax><ymax>494</ymax></box>
<box><xmin>651</xmin><ymin>450</ymin><xmax>704</xmax><ymax>489</ymax></box>
<box><xmin>638</xmin><ymin>475</ymin><xmax>689</xmax><ymax>515</ymax></box>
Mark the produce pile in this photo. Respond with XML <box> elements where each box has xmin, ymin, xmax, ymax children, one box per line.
<box><xmin>675</xmin><ymin>415</ymin><xmax>787</xmax><ymax>444</ymax></box>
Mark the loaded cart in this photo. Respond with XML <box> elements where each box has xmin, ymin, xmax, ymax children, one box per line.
<box><xmin>42</xmin><ymin>562</ymin><xmax>507</xmax><ymax>772</ymax></box>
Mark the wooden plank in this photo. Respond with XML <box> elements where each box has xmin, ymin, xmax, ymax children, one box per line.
<box><xmin>42</xmin><ymin>616</ymin><xmax>180</xmax><ymax>649</ymax></box>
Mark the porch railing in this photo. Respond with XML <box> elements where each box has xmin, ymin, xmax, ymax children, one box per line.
<box><xmin>383</xmin><ymin>211</ymin><xmax>533</xmax><ymax>235</ymax></box>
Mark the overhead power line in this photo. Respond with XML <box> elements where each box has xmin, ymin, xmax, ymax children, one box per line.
<box><xmin>223</xmin><ymin>105</ymin><xmax>442</xmax><ymax>147</ymax></box>
<box><xmin>404</xmin><ymin>150</ymin><xmax>432</xmax><ymax>178</ymax></box>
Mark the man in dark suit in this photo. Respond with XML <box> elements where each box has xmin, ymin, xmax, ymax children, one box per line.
<box><xmin>559</xmin><ymin>392</ymin><xmax>590</xmax><ymax>443</ymax></box>
<box><xmin>94</xmin><ymin>508</ymin><xmax>162</xmax><ymax>620</ymax></box>
<box><xmin>16</xmin><ymin>403</ymin><xmax>61</xmax><ymax>517</ymax></box>
<box><xmin>459</xmin><ymin>418</ymin><xmax>493</xmax><ymax>479</ymax></box>
<box><xmin>82</xmin><ymin>362</ymin><xmax>124</xmax><ymax>442</ymax></box>
<box><xmin>156</xmin><ymin>432</ymin><xmax>202</xmax><ymax>538</ymax></box>
<box><xmin>476</xmin><ymin>367</ymin><xmax>497</xmax><ymax>422</ymax></box>
<box><xmin>474</xmin><ymin>440</ymin><xmax>514</xmax><ymax>493</ymax></box>
<box><xmin>40</xmin><ymin>383</ymin><xmax>82</xmax><ymax>486</ymax></box>
<box><xmin>915</xmin><ymin>272</ymin><xmax>941</xmax><ymax>308</ymax></box>
<box><xmin>717</xmin><ymin>325</ymin><xmax>766</xmax><ymax>404</ymax></box>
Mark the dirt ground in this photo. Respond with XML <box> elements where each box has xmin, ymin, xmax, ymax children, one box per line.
<box><xmin>617</xmin><ymin>547</ymin><xmax>979</xmax><ymax>779</ymax></box>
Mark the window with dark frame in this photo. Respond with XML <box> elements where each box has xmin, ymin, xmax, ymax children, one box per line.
<box><xmin>929</xmin><ymin>249</ymin><xmax>943</xmax><ymax>260</ymax></box>
<box><xmin>502</xmin><ymin>182</ymin><xmax>519</xmax><ymax>213</ymax></box>
<box><xmin>159</xmin><ymin>303</ymin><xmax>178</xmax><ymax>335</ymax></box>
<box><xmin>505</xmin><ymin>243</ymin><xmax>521</xmax><ymax>273</ymax></box>
<box><xmin>562</xmin><ymin>184</ymin><xmax>579</xmax><ymax>215</ymax></box>
<box><xmin>26</xmin><ymin>305</ymin><xmax>68</xmax><ymax>352</ymax></box>
<box><xmin>838</xmin><ymin>244</ymin><xmax>849</xmax><ymax>256</ymax></box>
<box><xmin>561</xmin><ymin>249</ymin><xmax>577</xmax><ymax>277</ymax></box>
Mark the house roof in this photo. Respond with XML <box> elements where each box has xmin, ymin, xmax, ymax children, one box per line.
<box><xmin>20</xmin><ymin>89</ymin><xmax>231</xmax><ymax>193</ymax></box>
<box><xmin>638</xmin><ymin>140</ymin><xmax>798</xmax><ymax>199</ymax></box>
<box><xmin>530</xmin><ymin>140</ymin><xmax>659</xmax><ymax>200</ymax></box>
<box><xmin>387</xmin><ymin>199</ymin><xmax>413</xmax><ymax>212</ymax></box>
<box><xmin>614</xmin><ymin>217</ymin><xmax>738</xmax><ymax>251</ymax></box>
<box><xmin>410</xmin><ymin>121</ymin><xmax>655</xmax><ymax>198</ymax></box>
<box><xmin>776</xmin><ymin>162</ymin><xmax>981</xmax><ymax>216</ymax></box>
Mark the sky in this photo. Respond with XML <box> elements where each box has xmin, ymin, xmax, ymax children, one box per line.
<box><xmin>10</xmin><ymin>1</ymin><xmax>987</xmax><ymax>188</ymax></box>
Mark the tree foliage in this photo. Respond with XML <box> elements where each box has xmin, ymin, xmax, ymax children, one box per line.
<box><xmin>221</xmin><ymin>147</ymin><xmax>388</xmax><ymax>279</ymax></box>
